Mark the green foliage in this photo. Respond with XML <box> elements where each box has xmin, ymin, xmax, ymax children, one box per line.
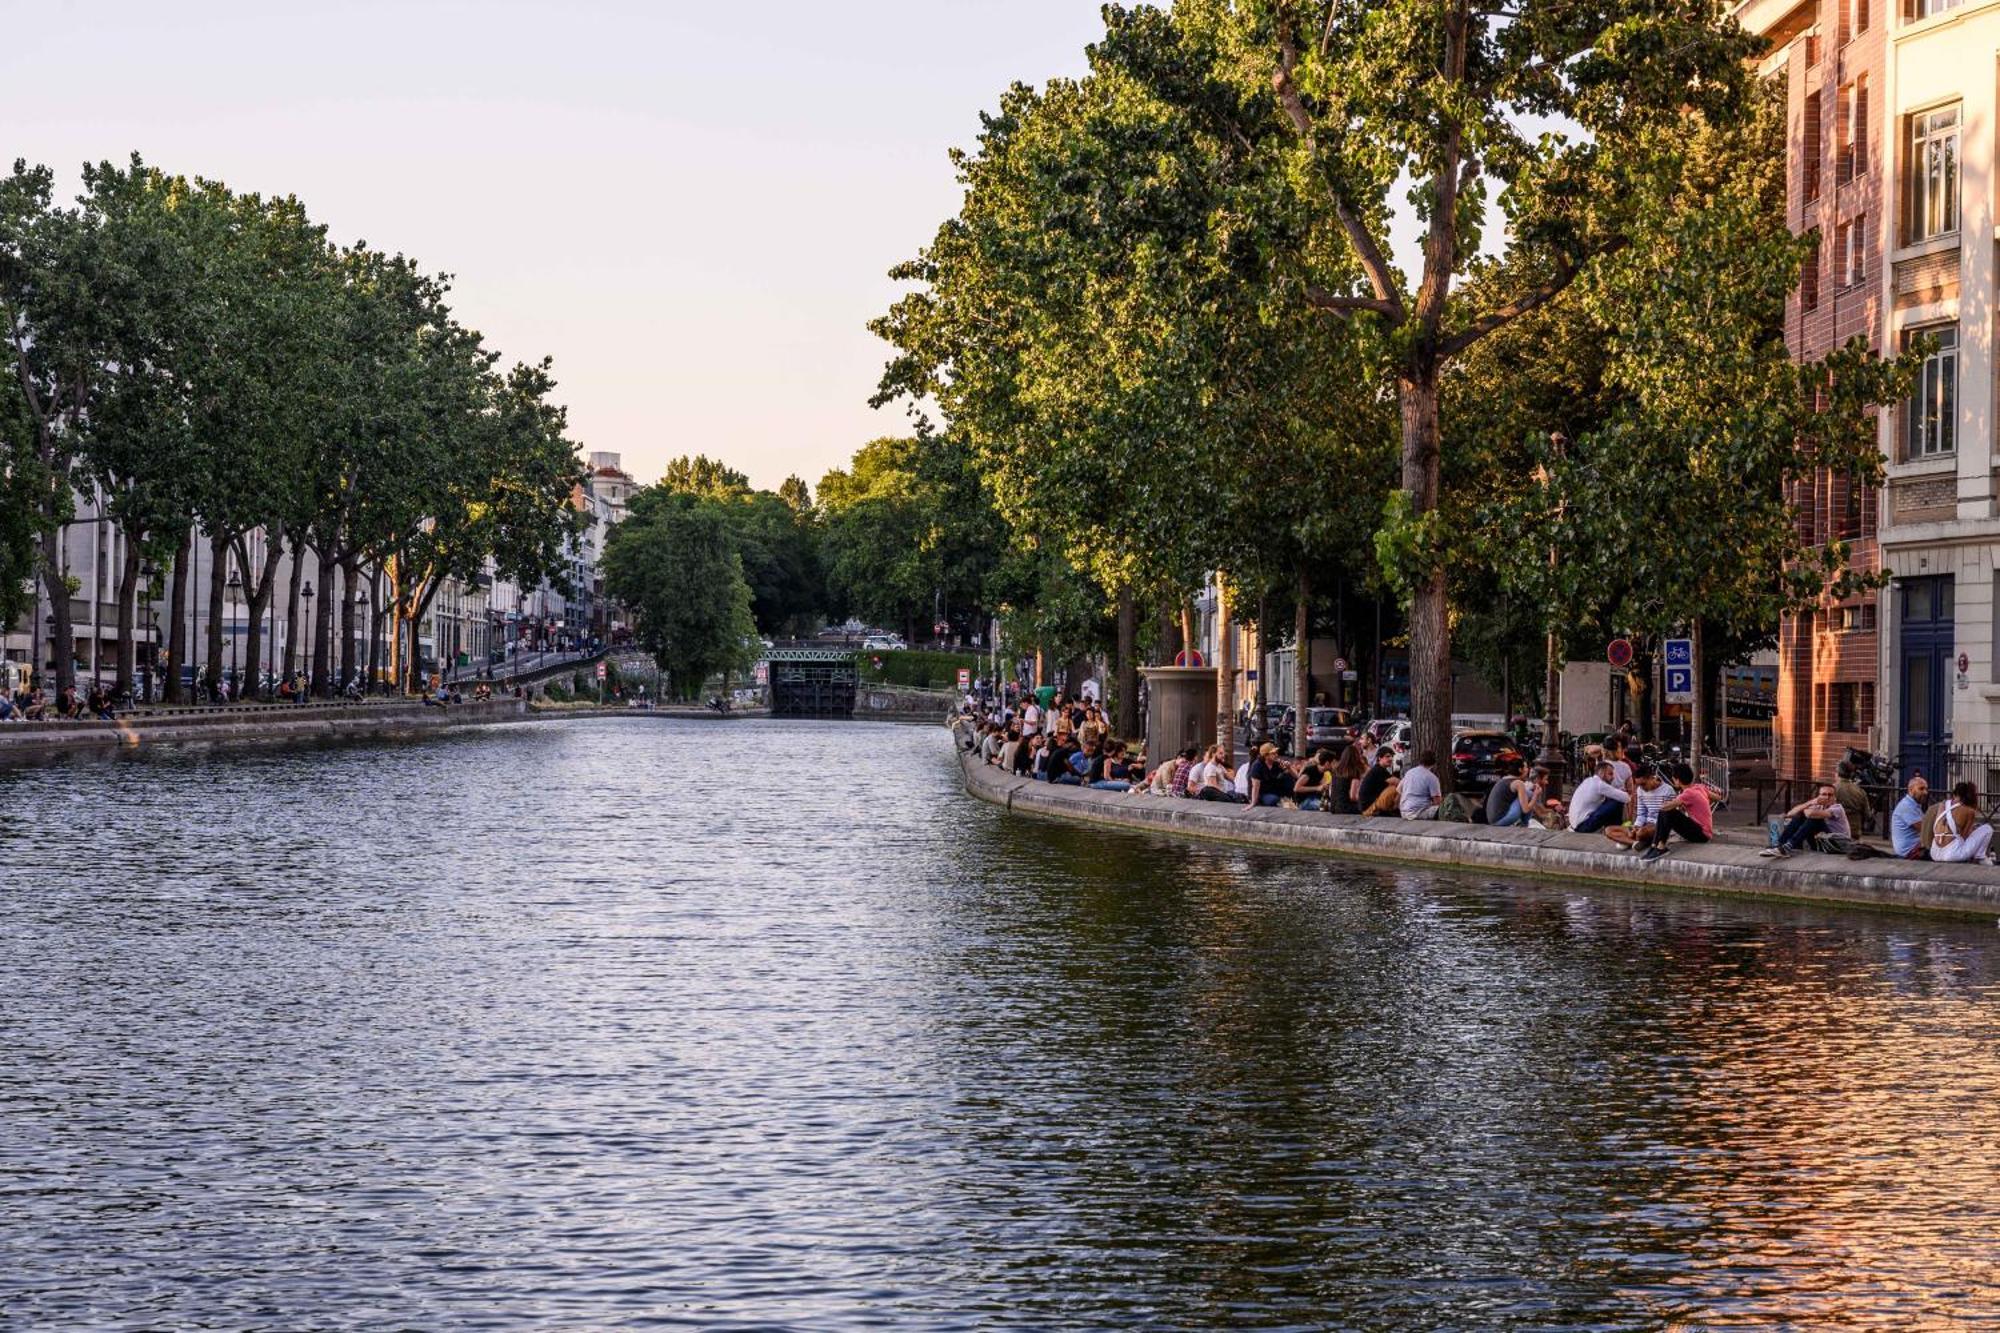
<box><xmin>1457</xmin><ymin>87</ymin><xmax>1918</xmax><ymax>670</ymax></box>
<box><xmin>660</xmin><ymin>455</ymin><xmax>752</xmax><ymax>500</ymax></box>
<box><xmin>604</xmin><ymin>490</ymin><xmax>758</xmax><ymax>699</ymax></box>
<box><xmin>0</xmin><ymin>152</ymin><xmax>587</xmax><ymax>695</ymax></box>
<box><xmin>817</xmin><ymin>435</ymin><xmax>1004</xmax><ymax>639</ymax></box>
<box><xmin>855</xmin><ymin>648</ymin><xmax>983</xmax><ymax>692</ymax></box>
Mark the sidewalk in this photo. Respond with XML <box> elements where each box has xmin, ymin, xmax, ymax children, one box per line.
<box><xmin>959</xmin><ymin>749</ymin><xmax>2000</xmax><ymax>920</ymax></box>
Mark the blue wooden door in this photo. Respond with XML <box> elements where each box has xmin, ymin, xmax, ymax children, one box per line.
<box><xmin>1897</xmin><ymin>576</ymin><xmax>1954</xmax><ymax>785</ymax></box>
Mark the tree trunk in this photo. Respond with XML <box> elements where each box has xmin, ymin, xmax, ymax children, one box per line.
<box><xmin>1294</xmin><ymin>567</ymin><xmax>1311</xmax><ymax>755</ymax></box>
<box><xmin>114</xmin><ymin>534</ymin><xmax>141</xmax><ymax>700</ymax></box>
<box><xmin>238</xmin><ymin>531</ymin><xmax>279</xmax><ymax>701</ymax></box>
<box><xmin>339</xmin><ymin>556</ymin><xmax>360</xmax><ymax>692</ymax></box>
<box><xmin>311</xmin><ymin>550</ymin><xmax>335</xmax><ymax>697</ymax></box>
<box><xmin>1400</xmin><ymin>366</ymin><xmax>1453</xmax><ymax>790</ymax></box>
<box><xmin>1114</xmin><ymin>585</ymin><xmax>1138</xmax><ymax>739</ymax></box>
<box><xmin>1215</xmin><ymin>574</ymin><xmax>1235</xmax><ymax>765</ymax></box>
<box><xmin>283</xmin><ymin>545</ymin><xmax>305</xmax><ymax>683</ymax></box>
<box><xmin>39</xmin><ymin>526</ymin><xmax>74</xmax><ymax>696</ymax></box>
<box><xmin>166</xmin><ymin>530</ymin><xmax>190</xmax><ymax>703</ymax></box>
<box><xmin>204</xmin><ymin>531</ymin><xmax>227</xmax><ymax>699</ymax></box>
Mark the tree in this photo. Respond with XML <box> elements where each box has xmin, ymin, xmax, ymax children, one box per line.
<box><xmin>1163</xmin><ymin>0</ymin><xmax>1762</xmax><ymax>775</ymax></box>
<box><xmin>604</xmin><ymin>489</ymin><xmax>757</xmax><ymax>698</ymax></box>
<box><xmin>1452</xmin><ymin>87</ymin><xmax>1917</xmax><ymax>747</ymax></box>
<box><xmin>659</xmin><ymin>455</ymin><xmax>751</xmax><ymax>501</ymax></box>
<box><xmin>818</xmin><ymin>435</ymin><xmax>1003</xmax><ymax>645</ymax></box>
<box><xmin>876</xmin><ymin>9</ymin><xmax>1393</xmax><ymax>741</ymax></box>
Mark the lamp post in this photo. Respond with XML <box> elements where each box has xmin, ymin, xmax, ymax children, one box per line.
<box><xmin>300</xmin><ymin>579</ymin><xmax>315</xmax><ymax>698</ymax></box>
<box><xmin>138</xmin><ymin>561</ymin><xmax>157</xmax><ymax>704</ymax></box>
<box><xmin>225</xmin><ymin>569</ymin><xmax>243</xmax><ymax>702</ymax></box>
<box><xmin>355</xmin><ymin>586</ymin><xmax>371</xmax><ymax>694</ymax></box>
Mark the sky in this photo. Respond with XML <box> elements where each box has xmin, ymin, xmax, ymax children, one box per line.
<box><xmin>3</xmin><ymin>0</ymin><xmax>1116</xmax><ymax>491</ymax></box>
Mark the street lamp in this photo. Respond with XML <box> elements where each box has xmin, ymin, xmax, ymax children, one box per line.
<box><xmin>225</xmin><ymin>569</ymin><xmax>243</xmax><ymax>701</ymax></box>
<box><xmin>300</xmin><ymin>579</ymin><xmax>315</xmax><ymax>698</ymax></box>
<box><xmin>355</xmin><ymin>586</ymin><xmax>371</xmax><ymax>693</ymax></box>
<box><xmin>138</xmin><ymin>560</ymin><xmax>157</xmax><ymax>704</ymax></box>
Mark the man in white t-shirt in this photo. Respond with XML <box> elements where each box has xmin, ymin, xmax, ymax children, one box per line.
<box><xmin>1021</xmin><ymin>701</ymin><xmax>1041</xmax><ymax>737</ymax></box>
<box><xmin>1398</xmin><ymin>752</ymin><xmax>1443</xmax><ymax>819</ymax></box>
<box><xmin>1567</xmin><ymin>761</ymin><xmax>1631</xmax><ymax>833</ymax></box>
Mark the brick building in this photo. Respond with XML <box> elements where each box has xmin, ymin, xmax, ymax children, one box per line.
<box><xmin>1741</xmin><ymin>0</ymin><xmax>1995</xmax><ymax>786</ymax></box>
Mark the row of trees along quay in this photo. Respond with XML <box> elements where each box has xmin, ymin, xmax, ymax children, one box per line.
<box><xmin>864</xmin><ymin>0</ymin><xmax>1925</xmax><ymax>782</ymax></box>
<box><xmin>0</xmin><ymin>155</ymin><xmax>584</xmax><ymax>701</ymax></box>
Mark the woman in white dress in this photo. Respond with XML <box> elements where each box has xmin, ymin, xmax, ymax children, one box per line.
<box><xmin>1930</xmin><ymin>782</ymin><xmax>1995</xmax><ymax>863</ymax></box>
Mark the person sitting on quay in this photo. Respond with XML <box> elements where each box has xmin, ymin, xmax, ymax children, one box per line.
<box><xmin>1089</xmin><ymin>740</ymin><xmax>1135</xmax><ymax>792</ymax></box>
<box><xmin>1247</xmin><ymin>742</ymin><xmax>1296</xmax><ymax>807</ymax></box>
<box><xmin>1885</xmin><ymin>774</ymin><xmax>1931</xmax><ymax>859</ymax></box>
<box><xmin>1191</xmin><ymin>745</ymin><xmax>1244</xmax><ymax>802</ymax></box>
<box><xmin>1567</xmin><ymin>760</ymin><xmax>1631</xmax><ymax>834</ymax></box>
<box><xmin>1356</xmin><ymin>746</ymin><xmax>1398</xmax><ymax>815</ymax></box>
<box><xmin>1292</xmin><ymin>749</ymin><xmax>1333</xmax><ymax>811</ymax></box>
<box><xmin>87</xmin><ymin>685</ymin><xmax>114</xmax><ymax>721</ymax></box>
<box><xmin>1325</xmin><ymin>742</ymin><xmax>1367</xmax><ymax>814</ymax></box>
<box><xmin>1640</xmin><ymin>762</ymin><xmax>1716</xmax><ymax>862</ymax></box>
<box><xmin>1927</xmin><ymin>781</ymin><xmax>1995</xmax><ymax>864</ymax></box>
<box><xmin>1485</xmin><ymin>756</ymin><xmax>1529</xmax><ymax>827</ymax></box>
<box><xmin>994</xmin><ymin>725</ymin><xmax>1023</xmax><ymax>773</ymax></box>
<box><xmin>1398</xmin><ymin>750</ymin><xmax>1443</xmax><ymax>820</ymax></box>
<box><xmin>1604</xmin><ymin>764</ymin><xmax>1672</xmax><ymax>853</ymax></box>
<box><xmin>1761</xmin><ymin>782</ymin><xmax>1852</xmax><ymax>858</ymax></box>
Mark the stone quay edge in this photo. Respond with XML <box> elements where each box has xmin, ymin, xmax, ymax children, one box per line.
<box><xmin>958</xmin><ymin>747</ymin><xmax>2000</xmax><ymax>921</ymax></box>
<box><xmin>0</xmin><ymin>696</ymin><xmax>530</xmax><ymax>760</ymax></box>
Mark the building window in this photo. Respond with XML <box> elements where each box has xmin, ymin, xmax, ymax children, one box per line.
<box><xmin>1839</xmin><ymin>80</ymin><xmax>1868</xmax><ymax>181</ymax></box>
<box><xmin>1853</xmin><ymin>0</ymin><xmax>1870</xmax><ymax>33</ymax></box>
<box><xmin>1838</xmin><ymin>214</ymin><xmax>1866</xmax><ymax>286</ymax></box>
<box><xmin>1852</xmin><ymin>76</ymin><xmax>1868</xmax><ymax>175</ymax></box>
<box><xmin>1834</xmin><ymin>602</ymin><xmax>1878</xmax><ymax>631</ymax></box>
<box><xmin>1830</xmin><ymin>682</ymin><xmax>1862</xmax><ymax>733</ymax></box>
<box><xmin>1910</xmin><ymin>0</ymin><xmax>1963</xmax><ymax>16</ymax></box>
<box><xmin>1906</xmin><ymin>323</ymin><xmax>1957</xmax><ymax>457</ymax></box>
<box><xmin>1907</xmin><ymin>104</ymin><xmax>1960</xmax><ymax>242</ymax></box>
<box><xmin>1802</xmin><ymin>231</ymin><xmax>1821</xmax><ymax>311</ymax></box>
<box><xmin>1804</xmin><ymin>92</ymin><xmax>1823</xmax><ymax>202</ymax></box>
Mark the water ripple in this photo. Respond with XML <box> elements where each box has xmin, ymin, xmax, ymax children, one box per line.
<box><xmin>3</xmin><ymin>718</ymin><xmax>1999</xmax><ymax>1328</ymax></box>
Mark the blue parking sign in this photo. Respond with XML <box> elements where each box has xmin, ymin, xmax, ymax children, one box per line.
<box><xmin>1665</xmin><ymin>637</ymin><xmax>1693</xmax><ymax>667</ymax></box>
<box><xmin>1665</xmin><ymin>665</ymin><xmax>1694</xmax><ymax>701</ymax></box>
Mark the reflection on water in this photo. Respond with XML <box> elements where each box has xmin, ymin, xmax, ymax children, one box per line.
<box><xmin>3</xmin><ymin>718</ymin><xmax>1998</xmax><ymax>1328</ymax></box>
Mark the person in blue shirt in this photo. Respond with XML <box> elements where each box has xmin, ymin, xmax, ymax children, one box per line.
<box><xmin>1891</xmin><ymin>774</ymin><xmax>1931</xmax><ymax>858</ymax></box>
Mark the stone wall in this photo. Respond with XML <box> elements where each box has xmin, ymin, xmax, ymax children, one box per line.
<box><xmin>0</xmin><ymin>697</ymin><xmax>529</xmax><ymax>760</ymax></box>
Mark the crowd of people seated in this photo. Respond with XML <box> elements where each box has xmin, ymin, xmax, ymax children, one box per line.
<box><xmin>957</xmin><ymin>698</ymin><xmax>2000</xmax><ymax>867</ymax></box>
<box><xmin>0</xmin><ymin>684</ymin><xmax>117</xmax><ymax>721</ymax></box>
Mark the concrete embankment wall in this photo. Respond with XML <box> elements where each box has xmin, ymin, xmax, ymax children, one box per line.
<box><xmin>856</xmin><ymin>687</ymin><xmax>955</xmax><ymax>721</ymax></box>
<box><xmin>958</xmin><ymin>748</ymin><xmax>2000</xmax><ymax>920</ymax></box>
<box><xmin>0</xmin><ymin>697</ymin><xmax>529</xmax><ymax>760</ymax></box>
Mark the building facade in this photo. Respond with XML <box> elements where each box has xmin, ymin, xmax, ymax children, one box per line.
<box><xmin>1742</xmin><ymin>0</ymin><xmax>2000</xmax><ymax>784</ymax></box>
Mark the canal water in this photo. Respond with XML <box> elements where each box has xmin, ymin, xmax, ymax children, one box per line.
<box><xmin>5</xmin><ymin>718</ymin><xmax>2000</xmax><ymax>1329</ymax></box>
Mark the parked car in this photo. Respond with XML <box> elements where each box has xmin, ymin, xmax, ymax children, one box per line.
<box><xmin>1304</xmin><ymin>706</ymin><xmax>1356</xmax><ymax>752</ymax></box>
<box><xmin>1240</xmin><ymin>702</ymin><xmax>1292</xmax><ymax>751</ymax></box>
<box><xmin>1383</xmin><ymin>720</ymin><xmax>1415</xmax><ymax>770</ymax></box>
<box><xmin>1449</xmin><ymin>730</ymin><xmax>1524</xmax><ymax>791</ymax></box>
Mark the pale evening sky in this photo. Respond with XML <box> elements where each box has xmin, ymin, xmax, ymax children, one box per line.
<box><xmin>4</xmin><ymin>1</ymin><xmax>1116</xmax><ymax>492</ymax></box>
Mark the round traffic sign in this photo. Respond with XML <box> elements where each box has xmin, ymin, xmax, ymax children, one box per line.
<box><xmin>1959</xmin><ymin>652</ymin><xmax>1970</xmax><ymax>674</ymax></box>
<box><xmin>1332</xmin><ymin>656</ymin><xmax>1349</xmax><ymax>673</ymax></box>
<box><xmin>1607</xmin><ymin>638</ymin><xmax>1634</xmax><ymax>668</ymax></box>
